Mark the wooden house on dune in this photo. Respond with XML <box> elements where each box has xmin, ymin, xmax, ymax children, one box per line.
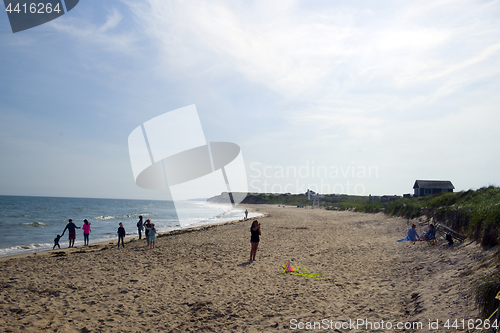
<box><xmin>413</xmin><ymin>180</ymin><xmax>454</xmax><ymax>197</ymax></box>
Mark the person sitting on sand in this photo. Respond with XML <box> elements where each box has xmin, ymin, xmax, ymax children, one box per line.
<box><xmin>149</xmin><ymin>223</ymin><xmax>157</xmax><ymax>249</ymax></box>
<box><xmin>419</xmin><ymin>224</ymin><xmax>436</xmax><ymax>241</ymax></box>
<box><xmin>53</xmin><ymin>234</ymin><xmax>62</xmax><ymax>249</ymax></box>
<box><xmin>398</xmin><ymin>224</ymin><xmax>419</xmax><ymax>242</ymax></box>
<box><xmin>62</xmin><ymin>219</ymin><xmax>81</xmax><ymax>248</ymax></box>
<box><xmin>117</xmin><ymin>222</ymin><xmax>126</xmax><ymax>248</ymax></box>
<box><xmin>250</xmin><ymin>220</ymin><xmax>261</xmax><ymax>261</ymax></box>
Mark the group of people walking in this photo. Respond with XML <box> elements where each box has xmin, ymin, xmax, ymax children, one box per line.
<box><xmin>54</xmin><ymin>219</ymin><xmax>92</xmax><ymax>249</ymax></box>
<box><xmin>53</xmin><ymin>216</ymin><xmax>158</xmax><ymax>250</ymax></box>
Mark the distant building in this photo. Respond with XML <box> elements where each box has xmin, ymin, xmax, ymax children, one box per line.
<box><xmin>413</xmin><ymin>180</ymin><xmax>454</xmax><ymax>197</ymax></box>
<box><xmin>305</xmin><ymin>189</ymin><xmax>316</xmax><ymax>196</ymax></box>
<box><xmin>381</xmin><ymin>195</ymin><xmax>402</xmax><ymax>202</ymax></box>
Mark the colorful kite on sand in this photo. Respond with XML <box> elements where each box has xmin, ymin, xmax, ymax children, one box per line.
<box><xmin>281</xmin><ymin>261</ymin><xmax>327</xmax><ymax>279</ymax></box>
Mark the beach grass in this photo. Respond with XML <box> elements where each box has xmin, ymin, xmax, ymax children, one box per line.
<box><xmin>241</xmin><ymin>187</ymin><xmax>500</xmax><ymax>247</ymax></box>
<box><xmin>475</xmin><ymin>273</ymin><xmax>500</xmax><ymax>319</ymax></box>
<box><xmin>384</xmin><ymin>186</ymin><xmax>500</xmax><ymax>247</ymax></box>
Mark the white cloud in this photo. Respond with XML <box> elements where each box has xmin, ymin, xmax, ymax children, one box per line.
<box><xmin>132</xmin><ymin>1</ymin><xmax>358</xmax><ymax>96</ymax></box>
<box><xmin>49</xmin><ymin>8</ymin><xmax>137</xmax><ymax>54</ymax></box>
<box><xmin>129</xmin><ymin>0</ymin><xmax>499</xmax><ymax>109</ymax></box>
<box><xmin>98</xmin><ymin>9</ymin><xmax>124</xmax><ymax>33</ymax></box>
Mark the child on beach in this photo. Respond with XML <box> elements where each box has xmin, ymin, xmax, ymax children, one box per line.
<box><xmin>149</xmin><ymin>223</ymin><xmax>157</xmax><ymax>249</ymax></box>
<box><xmin>250</xmin><ymin>220</ymin><xmax>261</xmax><ymax>261</ymax></box>
<box><xmin>117</xmin><ymin>222</ymin><xmax>126</xmax><ymax>248</ymax></box>
<box><xmin>144</xmin><ymin>219</ymin><xmax>152</xmax><ymax>247</ymax></box>
<box><xmin>82</xmin><ymin>219</ymin><xmax>91</xmax><ymax>246</ymax></box>
<box><xmin>53</xmin><ymin>234</ymin><xmax>61</xmax><ymax>249</ymax></box>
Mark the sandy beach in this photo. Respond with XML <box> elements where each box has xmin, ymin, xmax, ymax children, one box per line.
<box><xmin>0</xmin><ymin>205</ymin><xmax>496</xmax><ymax>332</ymax></box>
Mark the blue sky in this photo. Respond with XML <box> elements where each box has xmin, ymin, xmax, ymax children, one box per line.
<box><xmin>1</xmin><ymin>0</ymin><xmax>499</xmax><ymax>200</ymax></box>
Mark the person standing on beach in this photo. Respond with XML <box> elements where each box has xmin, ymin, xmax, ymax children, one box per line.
<box><xmin>82</xmin><ymin>219</ymin><xmax>91</xmax><ymax>246</ymax></box>
<box><xmin>62</xmin><ymin>219</ymin><xmax>80</xmax><ymax>248</ymax></box>
<box><xmin>149</xmin><ymin>223</ymin><xmax>157</xmax><ymax>249</ymax></box>
<box><xmin>117</xmin><ymin>222</ymin><xmax>126</xmax><ymax>248</ymax></box>
<box><xmin>137</xmin><ymin>215</ymin><xmax>144</xmax><ymax>240</ymax></box>
<box><xmin>53</xmin><ymin>234</ymin><xmax>61</xmax><ymax>249</ymax></box>
<box><xmin>245</xmin><ymin>209</ymin><xmax>248</xmax><ymax>219</ymax></box>
<box><xmin>250</xmin><ymin>220</ymin><xmax>261</xmax><ymax>261</ymax></box>
<box><xmin>144</xmin><ymin>219</ymin><xmax>152</xmax><ymax>247</ymax></box>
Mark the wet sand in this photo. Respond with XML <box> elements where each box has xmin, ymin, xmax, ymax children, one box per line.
<box><xmin>0</xmin><ymin>205</ymin><xmax>495</xmax><ymax>332</ymax></box>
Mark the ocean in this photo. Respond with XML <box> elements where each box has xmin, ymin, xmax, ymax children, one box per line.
<box><xmin>0</xmin><ymin>195</ymin><xmax>259</xmax><ymax>257</ymax></box>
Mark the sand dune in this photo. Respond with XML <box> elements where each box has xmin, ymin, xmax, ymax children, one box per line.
<box><xmin>0</xmin><ymin>205</ymin><xmax>495</xmax><ymax>332</ymax></box>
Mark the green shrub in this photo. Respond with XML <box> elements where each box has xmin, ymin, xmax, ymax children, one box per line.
<box><xmin>475</xmin><ymin>274</ymin><xmax>500</xmax><ymax>318</ymax></box>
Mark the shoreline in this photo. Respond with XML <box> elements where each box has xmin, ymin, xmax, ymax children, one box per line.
<box><xmin>0</xmin><ymin>205</ymin><xmax>494</xmax><ymax>332</ymax></box>
<box><xmin>0</xmin><ymin>197</ymin><xmax>255</xmax><ymax>260</ymax></box>
<box><xmin>0</xmin><ymin>205</ymin><xmax>266</xmax><ymax>263</ymax></box>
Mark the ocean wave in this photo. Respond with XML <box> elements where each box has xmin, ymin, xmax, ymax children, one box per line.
<box><xmin>21</xmin><ymin>222</ymin><xmax>46</xmax><ymax>227</ymax></box>
<box><xmin>93</xmin><ymin>214</ymin><xmax>137</xmax><ymax>220</ymax></box>
<box><xmin>0</xmin><ymin>242</ymin><xmax>52</xmax><ymax>256</ymax></box>
<box><xmin>94</xmin><ymin>216</ymin><xmax>115</xmax><ymax>220</ymax></box>
<box><xmin>19</xmin><ymin>243</ymin><xmax>44</xmax><ymax>249</ymax></box>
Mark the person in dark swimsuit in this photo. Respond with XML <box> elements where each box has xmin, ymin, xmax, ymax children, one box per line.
<box><xmin>250</xmin><ymin>220</ymin><xmax>261</xmax><ymax>261</ymax></box>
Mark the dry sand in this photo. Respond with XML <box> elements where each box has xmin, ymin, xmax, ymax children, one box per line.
<box><xmin>0</xmin><ymin>205</ymin><xmax>497</xmax><ymax>332</ymax></box>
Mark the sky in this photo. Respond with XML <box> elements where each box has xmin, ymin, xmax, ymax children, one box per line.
<box><xmin>1</xmin><ymin>0</ymin><xmax>499</xmax><ymax>200</ymax></box>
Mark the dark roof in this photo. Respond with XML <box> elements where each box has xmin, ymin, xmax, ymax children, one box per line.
<box><xmin>413</xmin><ymin>180</ymin><xmax>454</xmax><ymax>189</ymax></box>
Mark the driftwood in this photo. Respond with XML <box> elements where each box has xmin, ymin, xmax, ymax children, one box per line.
<box><xmin>435</xmin><ymin>223</ymin><xmax>467</xmax><ymax>242</ymax></box>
